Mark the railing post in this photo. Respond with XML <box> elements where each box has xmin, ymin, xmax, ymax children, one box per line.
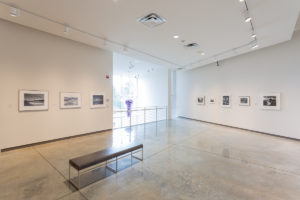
<box><xmin>165</xmin><ymin>107</ymin><xmax>168</xmax><ymax>120</ymax></box>
<box><xmin>156</xmin><ymin>106</ymin><xmax>158</xmax><ymax>122</ymax></box>
<box><xmin>130</xmin><ymin>110</ymin><xmax>132</xmax><ymax>128</ymax></box>
<box><xmin>144</xmin><ymin>107</ymin><xmax>146</xmax><ymax>124</ymax></box>
<box><xmin>121</xmin><ymin>112</ymin><xmax>123</xmax><ymax>128</ymax></box>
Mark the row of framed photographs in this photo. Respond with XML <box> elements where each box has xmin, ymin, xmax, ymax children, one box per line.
<box><xmin>19</xmin><ymin>90</ymin><xmax>106</xmax><ymax>111</ymax></box>
<box><xmin>197</xmin><ymin>93</ymin><xmax>281</xmax><ymax>110</ymax></box>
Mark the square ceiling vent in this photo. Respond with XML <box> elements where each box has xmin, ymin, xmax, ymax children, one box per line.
<box><xmin>138</xmin><ymin>13</ymin><xmax>166</xmax><ymax>28</ymax></box>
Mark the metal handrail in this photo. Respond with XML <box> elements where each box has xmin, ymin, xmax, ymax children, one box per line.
<box><xmin>114</xmin><ymin>106</ymin><xmax>167</xmax><ymax>113</ymax></box>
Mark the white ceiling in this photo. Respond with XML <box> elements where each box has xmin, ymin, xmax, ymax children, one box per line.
<box><xmin>0</xmin><ymin>0</ymin><xmax>299</xmax><ymax>70</ymax></box>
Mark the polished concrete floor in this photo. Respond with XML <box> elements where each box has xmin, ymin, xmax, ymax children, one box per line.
<box><xmin>1</xmin><ymin>118</ymin><xmax>300</xmax><ymax>200</ymax></box>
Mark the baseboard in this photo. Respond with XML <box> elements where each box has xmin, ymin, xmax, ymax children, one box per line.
<box><xmin>1</xmin><ymin>129</ymin><xmax>112</xmax><ymax>152</ymax></box>
<box><xmin>178</xmin><ymin>116</ymin><xmax>300</xmax><ymax>141</ymax></box>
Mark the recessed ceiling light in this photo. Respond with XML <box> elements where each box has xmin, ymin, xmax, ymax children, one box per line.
<box><xmin>173</xmin><ymin>35</ymin><xmax>179</xmax><ymax>39</ymax></box>
<box><xmin>10</xmin><ymin>7</ymin><xmax>20</xmax><ymax>17</ymax></box>
<box><xmin>239</xmin><ymin>0</ymin><xmax>244</xmax><ymax>2</ymax></box>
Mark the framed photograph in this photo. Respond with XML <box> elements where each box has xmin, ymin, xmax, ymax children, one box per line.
<box><xmin>222</xmin><ymin>95</ymin><xmax>231</xmax><ymax>108</ymax></box>
<box><xmin>239</xmin><ymin>96</ymin><xmax>250</xmax><ymax>106</ymax></box>
<box><xmin>19</xmin><ymin>90</ymin><xmax>48</xmax><ymax>111</ymax></box>
<box><xmin>60</xmin><ymin>92</ymin><xmax>81</xmax><ymax>109</ymax></box>
<box><xmin>197</xmin><ymin>96</ymin><xmax>205</xmax><ymax>105</ymax></box>
<box><xmin>260</xmin><ymin>93</ymin><xmax>280</xmax><ymax>110</ymax></box>
<box><xmin>91</xmin><ymin>93</ymin><xmax>105</xmax><ymax>108</ymax></box>
<box><xmin>209</xmin><ymin>98</ymin><xmax>216</xmax><ymax>104</ymax></box>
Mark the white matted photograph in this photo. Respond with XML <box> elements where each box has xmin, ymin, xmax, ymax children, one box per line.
<box><xmin>209</xmin><ymin>98</ymin><xmax>216</xmax><ymax>104</ymax></box>
<box><xmin>260</xmin><ymin>93</ymin><xmax>281</xmax><ymax>110</ymax></box>
<box><xmin>222</xmin><ymin>95</ymin><xmax>231</xmax><ymax>108</ymax></box>
<box><xmin>19</xmin><ymin>90</ymin><xmax>48</xmax><ymax>111</ymax></box>
<box><xmin>60</xmin><ymin>92</ymin><xmax>81</xmax><ymax>109</ymax></box>
<box><xmin>197</xmin><ymin>96</ymin><xmax>205</xmax><ymax>105</ymax></box>
<box><xmin>91</xmin><ymin>93</ymin><xmax>105</xmax><ymax>108</ymax></box>
<box><xmin>239</xmin><ymin>96</ymin><xmax>250</xmax><ymax>106</ymax></box>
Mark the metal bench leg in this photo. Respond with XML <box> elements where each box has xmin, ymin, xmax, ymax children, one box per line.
<box><xmin>132</xmin><ymin>148</ymin><xmax>144</xmax><ymax>161</ymax></box>
<box><xmin>106</xmin><ymin>158</ymin><xmax>117</xmax><ymax>173</ymax></box>
<box><xmin>116</xmin><ymin>156</ymin><xmax>118</xmax><ymax>173</ymax></box>
<box><xmin>78</xmin><ymin>170</ymin><xmax>80</xmax><ymax>190</ymax></box>
<box><xmin>69</xmin><ymin>164</ymin><xmax>71</xmax><ymax>189</ymax></box>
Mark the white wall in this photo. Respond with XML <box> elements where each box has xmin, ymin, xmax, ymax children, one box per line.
<box><xmin>177</xmin><ymin>31</ymin><xmax>300</xmax><ymax>139</ymax></box>
<box><xmin>0</xmin><ymin>19</ymin><xmax>113</xmax><ymax>150</ymax></box>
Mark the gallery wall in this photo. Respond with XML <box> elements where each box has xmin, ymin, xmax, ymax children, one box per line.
<box><xmin>177</xmin><ymin>31</ymin><xmax>300</xmax><ymax>139</ymax></box>
<box><xmin>0</xmin><ymin>19</ymin><xmax>113</xmax><ymax>150</ymax></box>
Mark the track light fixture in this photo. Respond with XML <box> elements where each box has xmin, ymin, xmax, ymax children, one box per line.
<box><xmin>245</xmin><ymin>17</ymin><xmax>252</xmax><ymax>23</ymax></box>
<box><xmin>244</xmin><ymin>10</ymin><xmax>252</xmax><ymax>23</ymax></box>
<box><xmin>251</xmin><ymin>40</ymin><xmax>259</xmax><ymax>49</ymax></box>
<box><xmin>64</xmin><ymin>26</ymin><xmax>71</xmax><ymax>34</ymax></box>
<box><xmin>10</xmin><ymin>7</ymin><xmax>20</xmax><ymax>17</ymax></box>
<box><xmin>252</xmin><ymin>44</ymin><xmax>259</xmax><ymax>49</ymax></box>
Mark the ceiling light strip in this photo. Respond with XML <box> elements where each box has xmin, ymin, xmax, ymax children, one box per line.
<box><xmin>0</xmin><ymin>1</ymin><xmax>182</xmax><ymax>68</ymax></box>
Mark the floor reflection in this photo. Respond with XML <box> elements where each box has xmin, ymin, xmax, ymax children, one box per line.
<box><xmin>112</xmin><ymin>127</ymin><xmax>137</xmax><ymax>147</ymax></box>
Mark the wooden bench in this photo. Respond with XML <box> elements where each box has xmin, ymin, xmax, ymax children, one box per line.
<box><xmin>69</xmin><ymin>143</ymin><xmax>143</xmax><ymax>189</ymax></box>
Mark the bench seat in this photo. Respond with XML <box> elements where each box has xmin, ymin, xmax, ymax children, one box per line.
<box><xmin>69</xmin><ymin>143</ymin><xmax>143</xmax><ymax>171</ymax></box>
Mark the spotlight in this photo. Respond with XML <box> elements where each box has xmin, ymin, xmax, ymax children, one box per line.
<box><xmin>252</xmin><ymin>44</ymin><xmax>259</xmax><ymax>49</ymax></box>
<box><xmin>239</xmin><ymin>0</ymin><xmax>244</xmax><ymax>2</ymax></box>
<box><xmin>244</xmin><ymin>11</ymin><xmax>252</xmax><ymax>23</ymax></box>
<box><xmin>245</xmin><ymin>16</ymin><xmax>252</xmax><ymax>23</ymax></box>
<box><xmin>173</xmin><ymin>35</ymin><xmax>179</xmax><ymax>39</ymax></box>
<box><xmin>10</xmin><ymin>7</ymin><xmax>20</xmax><ymax>17</ymax></box>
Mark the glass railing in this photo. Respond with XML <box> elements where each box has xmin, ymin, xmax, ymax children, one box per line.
<box><xmin>113</xmin><ymin>106</ymin><xmax>168</xmax><ymax>129</ymax></box>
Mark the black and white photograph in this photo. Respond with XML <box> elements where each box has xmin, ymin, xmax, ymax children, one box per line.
<box><xmin>60</xmin><ymin>92</ymin><xmax>81</xmax><ymax>109</ymax></box>
<box><xmin>239</xmin><ymin>96</ymin><xmax>250</xmax><ymax>106</ymax></box>
<box><xmin>197</xmin><ymin>96</ymin><xmax>205</xmax><ymax>105</ymax></box>
<box><xmin>91</xmin><ymin>93</ymin><xmax>105</xmax><ymax>108</ymax></box>
<box><xmin>222</xmin><ymin>95</ymin><xmax>231</xmax><ymax>108</ymax></box>
<box><xmin>209</xmin><ymin>98</ymin><xmax>215</xmax><ymax>104</ymax></box>
<box><xmin>19</xmin><ymin>90</ymin><xmax>48</xmax><ymax>111</ymax></box>
<box><xmin>261</xmin><ymin>93</ymin><xmax>280</xmax><ymax>110</ymax></box>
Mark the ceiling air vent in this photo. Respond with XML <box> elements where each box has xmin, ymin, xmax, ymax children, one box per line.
<box><xmin>184</xmin><ymin>43</ymin><xmax>199</xmax><ymax>48</ymax></box>
<box><xmin>138</xmin><ymin>13</ymin><xmax>166</xmax><ymax>28</ymax></box>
